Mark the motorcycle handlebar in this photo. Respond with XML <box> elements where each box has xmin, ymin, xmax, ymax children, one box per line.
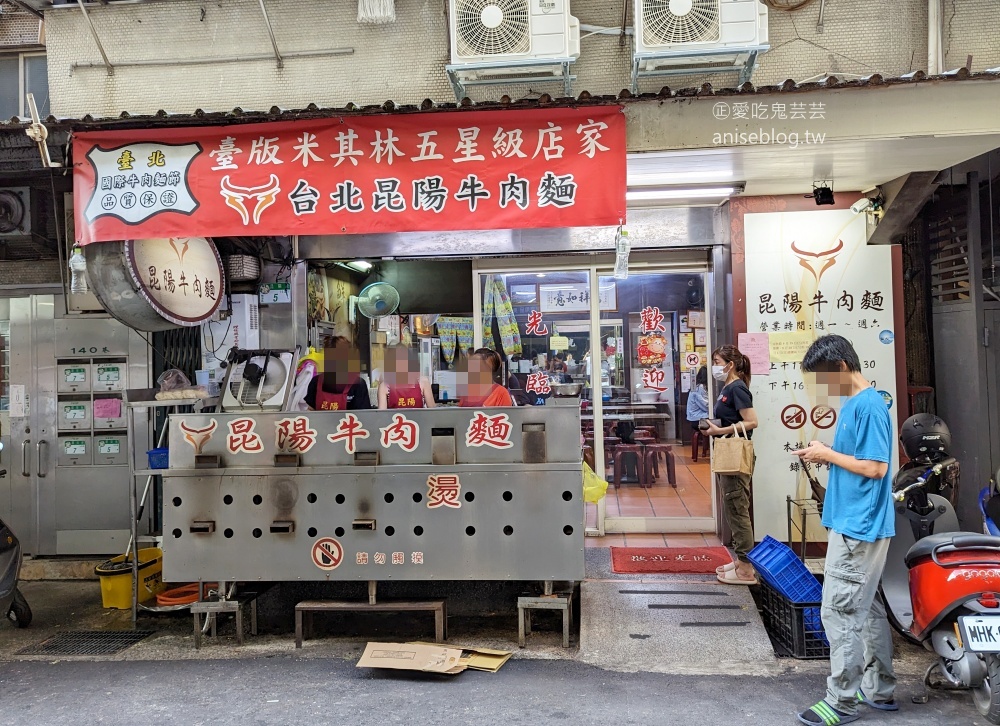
<box><xmin>892</xmin><ymin>458</ymin><xmax>958</xmax><ymax>502</ymax></box>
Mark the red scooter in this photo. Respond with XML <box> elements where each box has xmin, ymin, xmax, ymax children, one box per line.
<box><xmin>881</xmin><ymin>414</ymin><xmax>1000</xmax><ymax>723</ymax></box>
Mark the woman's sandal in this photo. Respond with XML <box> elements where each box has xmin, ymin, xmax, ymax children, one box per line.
<box><xmin>716</xmin><ymin>561</ymin><xmax>738</xmax><ymax>576</ymax></box>
<box><xmin>717</xmin><ymin>567</ymin><xmax>758</xmax><ymax>586</ymax></box>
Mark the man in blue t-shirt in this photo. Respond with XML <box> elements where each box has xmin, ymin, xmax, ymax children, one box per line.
<box><xmin>793</xmin><ymin>335</ymin><xmax>897</xmax><ymax>725</ymax></box>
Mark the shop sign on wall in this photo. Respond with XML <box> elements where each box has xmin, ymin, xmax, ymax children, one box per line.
<box><xmin>125</xmin><ymin>236</ymin><xmax>226</xmax><ymax>326</ymax></box>
<box><xmin>539</xmin><ymin>282</ymin><xmax>616</xmax><ymax>312</ymax></box>
<box><xmin>744</xmin><ymin>209</ymin><xmax>897</xmax><ymax>542</ymax></box>
<box><xmin>74</xmin><ymin>107</ymin><xmax>626</xmax><ymax>244</ymax></box>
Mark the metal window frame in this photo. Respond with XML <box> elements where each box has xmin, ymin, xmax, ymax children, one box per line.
<box><xmin>1</xmin><ymin>51</ymin><xmax>47</xmax><ymax>118</ymax></box>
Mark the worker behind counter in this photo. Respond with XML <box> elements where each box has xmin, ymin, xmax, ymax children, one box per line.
<box><xmin>458</xmin><ymin>348</ymin><xmax>513</xmax><ymax>407</ymax></box>
<box><xmin>304</xmin><ymin>336</ymin><xmax>373</xmax><ymax>411</ymax></box>
<box><xmin>377</xmin><ymin>345</ymin><xmax>436</xmax><ymax>410</ymax></box>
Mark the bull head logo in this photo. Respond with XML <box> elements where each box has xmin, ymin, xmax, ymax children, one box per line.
<box><xmin>219</xmin><ymin>175</ymin><xmax>281</xmax><ymax>225</ymax></box>
<box><xmin>790</xmin><ymin>239</ymin><xmax>844</xmax><ymax>284</ymax></box>
<box><xmin>179</xmin><ymin>418</ymin><xmax>218</xmax><ymax>455</ymax></box>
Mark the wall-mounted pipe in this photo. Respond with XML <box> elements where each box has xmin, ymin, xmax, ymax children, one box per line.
<box><xmin>928</xmin><ymin>0</ymin><xmax>943</xmax><ymax>74</ymax></box>
<box><xmin>71</xmin><ymin>47</ymin><xmax>354</xmax><ymax>72</ymax></box>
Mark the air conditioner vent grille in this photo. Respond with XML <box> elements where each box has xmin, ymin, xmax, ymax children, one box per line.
<box><xmin>455</xmin><ymin>0</ymin><xmax>531</xmax><ymax>57</ymax></box>
<box><xmin>642</xmin><ymin>0</ymin><xmax>721</xmax><ymax>46</ymax></box>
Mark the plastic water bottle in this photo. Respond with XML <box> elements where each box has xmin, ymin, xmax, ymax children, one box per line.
<box><xmin>69</xmin><ymin>246</ymin><xmax>88</xmax><ymax>294</ymax></box>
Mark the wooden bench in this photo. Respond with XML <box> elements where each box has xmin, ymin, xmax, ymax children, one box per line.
<box><xmin>191</xmin><ymin>592</ymin><xmax>259</xmax><ymax>649</ymax></box>
<box><xmin>295</xmin><ymin>599</ymin><xmax>447</xmax><ymax>648</ymax></box>
<box><xmin>518</xmin><ymin>593</ymin><xmax>573</xmax><ymax>648</ymax></box>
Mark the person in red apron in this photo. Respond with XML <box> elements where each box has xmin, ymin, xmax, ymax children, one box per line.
<box><xmin>377</xmin><ymin>345</ymin><xmax>436</xmax><ymax>409</ymax></box>
<box><xmin>304</xmin><ymin>336</ymin><xmax>372</xmax><ymax>411</ymax></box>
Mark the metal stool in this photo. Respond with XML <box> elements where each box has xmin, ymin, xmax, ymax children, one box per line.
<box><xmin>644</xmin><ymin>443</ymin><xmax>677</xmax><ymax>487</ymax></box>
<box><xmin>613</xmin><ymin>444</ymin><xmax>646</xmax><ymax>488</ymax></box>
<box><xmin>518</xmin><ymin>593</ymin><xmax>573</xmax><ymax>648</ymax></box>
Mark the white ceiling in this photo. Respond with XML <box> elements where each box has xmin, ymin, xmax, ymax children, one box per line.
<box><xmin>627</xmin><ymin>134</ymin><xmax>1000</xmax><ymax>199</ymax></box>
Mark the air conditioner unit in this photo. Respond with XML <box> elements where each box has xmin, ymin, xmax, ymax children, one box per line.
<box><xmin>449</xmin><ymin>0</ymin><xmax>580</xmax><ymax>68</ymax></box>
<box><xmin>0</xmin><ymin>188</ymin><xmax>32</xmax><ymax>238</ymax></box>
<box><xmin>634</xmin><ymin>0</ymin><xmax>767</xmax><ymax>70</ymax></box>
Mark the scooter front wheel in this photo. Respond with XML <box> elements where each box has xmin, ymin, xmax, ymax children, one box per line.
<box><xmin>6</xmin><ymin>588</ymin><xmax>31</xmax><ymax>628</ymax></box>
<box><xmin>972</xmin><ymin>654</ymin><xmax>1000</xmax><ymax>724</ymax></box>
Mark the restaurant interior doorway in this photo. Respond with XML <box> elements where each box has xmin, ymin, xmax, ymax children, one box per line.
<box><xmin>472</xmin><ymin>254</ymin><xmax>718</xmax><ymax>544</ymax></box>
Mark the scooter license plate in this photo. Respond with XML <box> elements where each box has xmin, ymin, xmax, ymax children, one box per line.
<box><xmin>960</xmin><ymin>616</ymin><xmax>1000</xmax><ymax>652</ymax></box>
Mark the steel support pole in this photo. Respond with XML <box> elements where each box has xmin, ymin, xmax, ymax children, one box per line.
<box><xmin>258</xmin><ymin>0</ymin><xmax>284</xmax><ymax>69</ymax></box>
<box><xmin>76</xmin><ymin>0</ymin><xmax>114</xmax><ymax>76</ymax></box>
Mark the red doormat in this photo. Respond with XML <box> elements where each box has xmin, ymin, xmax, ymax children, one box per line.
<box><xmin>610</xmin><ymin>546</ymin><xmax>733</xmax><ymax>574</ymax></box>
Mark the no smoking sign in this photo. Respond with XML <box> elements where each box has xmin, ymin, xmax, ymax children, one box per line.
<box><xmin>781</xmin><ymin>404</ymin><xmax>806</xmax><ymax>430</ymax></box>
<box><xmin>811</xmin><ymin>405</ymin><xmax>837</xmax><ymax>429</ymax></box>
<box><xmin>311</xmin><ymin>537</ymin><xmax>344</xmax><ymax>571</ymax></box>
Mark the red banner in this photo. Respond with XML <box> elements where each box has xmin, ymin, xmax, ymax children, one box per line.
<box><xmin>73</xmin><ymin>107</ymin><xmax>626</xmax><ymax>245</ymax></box>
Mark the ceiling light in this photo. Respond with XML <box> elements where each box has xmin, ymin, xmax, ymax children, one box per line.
<box><xmin>626</xmin><ymin>170</ymin><xmax>735</xmax><ymax>187</ymax></box>
<box><xmin>626</xmin><ymin>186</ymin><xmax>737</xmax><ymax>202</ymax></box>
<box><xmin>346</xmin><ymin>260</ymin><xmax>373</xmax><ymax>272</ymax></box>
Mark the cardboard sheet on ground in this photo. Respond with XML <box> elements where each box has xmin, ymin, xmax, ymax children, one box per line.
<box><xmin>356</xmin><ymin>642</ymin><xmax>464</xmax><ymax>674</ymax></box>
<box><xmin>410</xmin><ymin>642</ymin><xmax>514</xmax><ymax>672</ymax></box>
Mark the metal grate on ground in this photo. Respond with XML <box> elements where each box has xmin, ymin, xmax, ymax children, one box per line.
<box><xmin>16</xmin><ymin>630</ymin><xmax>154</xmax><ymax>657</ymax></box>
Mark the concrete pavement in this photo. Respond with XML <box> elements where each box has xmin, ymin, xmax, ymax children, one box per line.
<box><xmin>0</xmin><ymin>656</ymin><xmax>981</xmax><ymax>726</ymax></box>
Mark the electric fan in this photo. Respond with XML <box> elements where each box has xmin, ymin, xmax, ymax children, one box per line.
<box><xmin>356</xmin><ymin>282</ymin><xmax>400</xmax><ymax>319</ymax></box>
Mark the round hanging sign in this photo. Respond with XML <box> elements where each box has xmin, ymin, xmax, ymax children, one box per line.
<box><xmin>124</xmin><ymin>237</ymin><xmax>225</xmax><ymax>326</ymax></box>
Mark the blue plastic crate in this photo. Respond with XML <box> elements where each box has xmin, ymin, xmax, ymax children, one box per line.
<box><xmin>981</xmin><ymin>487</ymin><xmax>1000</xmax><ymax>536</ymax></box>
<box><xmin>756</xmin><ymin>578</ymin><xmax>830</xmax><ymax>658</ymax></box>
<box><xmin>147</xmin><ymin>448</ymin><xmax>169</xmax><ymax>470</ymax></box>
<box><xmin>748</xmin><ymin>535</ymin><xmax>822</xmax><ymax>603</ymax></box>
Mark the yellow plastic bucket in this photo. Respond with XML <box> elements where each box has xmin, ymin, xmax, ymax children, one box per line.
<box><xmin>94</xmin><ymin>547</ymin><xmax>165</xmax><ymax>609</ymax></box>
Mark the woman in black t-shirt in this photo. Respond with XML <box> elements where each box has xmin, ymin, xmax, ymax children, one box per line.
<box><xmin>703</xmin><ymin>344</ymin><xmax>759</xmax><ymax>585</ymax></box>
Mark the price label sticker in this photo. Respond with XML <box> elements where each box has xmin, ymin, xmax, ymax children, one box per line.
<box><xmin>64</xmin><ymin>405</ymin><xmax>86</xmax><ymax>420</ymax></box>
<box><xmin>97</xmin><ymin>366</ymin><xmax>121</xmax><ymax>382</ymax></box>
<box><xmin>259</xmin><ymin>282</ymin><xmax>291</xmax><ymax>304</ymax></box>
<box><xmin>64</xmin><ymin>368</ymin><xmax>87</xmax><ymax>383</ymax></box>
<box><xmin>98</xmin><ymin>440</ymin><xmax>121</xmax><ymax>454</ymax></box>
<box><xmin>64</xmin><ymin>440</ymin><xmax>87</xmax><ymax>455</ymax></box>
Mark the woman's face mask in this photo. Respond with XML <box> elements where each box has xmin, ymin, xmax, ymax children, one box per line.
<box><xmin>712</xmin><ymin>364</ymin><xmax>729</xmax><ymax>382</ymax></box>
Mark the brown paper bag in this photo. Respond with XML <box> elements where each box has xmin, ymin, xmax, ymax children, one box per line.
<box><xmin>711</xmin><ymin>422</ymin><xmax>754</xmax><ymax>476</ymax></box>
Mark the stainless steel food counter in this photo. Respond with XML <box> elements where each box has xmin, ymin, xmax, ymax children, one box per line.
<box><xmin>162</xmin><ymin>407</ymin><xmax>583</xmax><ymax>583</ymax></box>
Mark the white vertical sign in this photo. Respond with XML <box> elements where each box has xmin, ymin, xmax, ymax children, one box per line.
<box><xmin>9</xmin><ymin>384</ymin><xmax>26</xmax><ymax>418</ymax></box>
<box><xmin>744</xmin><ymin>209</ymin><xmax>898</xmax><ymax>542</ymax></box>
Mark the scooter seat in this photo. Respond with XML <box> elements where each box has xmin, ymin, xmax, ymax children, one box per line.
<box><xmin>905</xmin><ymin>532</ymin><xmax>1000</xmax><ymax>567</ymax></box>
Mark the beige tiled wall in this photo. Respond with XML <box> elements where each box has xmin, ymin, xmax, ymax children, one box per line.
<box><xmin>40</xmin><ymin>0</ymin><xmax>1000</xmax><ymax>118</ymax></box>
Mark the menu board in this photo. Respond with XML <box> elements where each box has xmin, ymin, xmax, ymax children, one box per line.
<box><xmin>744</xmin><ymin>209</ymin><xmax>897</xmax><ymax>542</ymax></box>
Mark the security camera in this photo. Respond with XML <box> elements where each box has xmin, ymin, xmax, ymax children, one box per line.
<box><xmin>851</xmin><ymin>198</ymin><xmax>873</xmax><ymax>214</ymax></box>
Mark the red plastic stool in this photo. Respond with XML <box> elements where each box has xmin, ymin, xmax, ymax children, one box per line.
<box><xmin>644</xmin><ymin>443</ymin><xmax>676</xmax><ymax>488</ymax></box>
<box><xmin>691</xmin><ymin>430</ymin><xmax>711</xmax><ymax>462</ymax></box>
<box><xmin>613</xmin><ymin>444</ymin><xmax>646</xmax><ymax>489</ymax></box>
<box><xmin>635</xmin><ymin>426</ymin><xmax>658</xmax><ymax>442</ymax></box>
